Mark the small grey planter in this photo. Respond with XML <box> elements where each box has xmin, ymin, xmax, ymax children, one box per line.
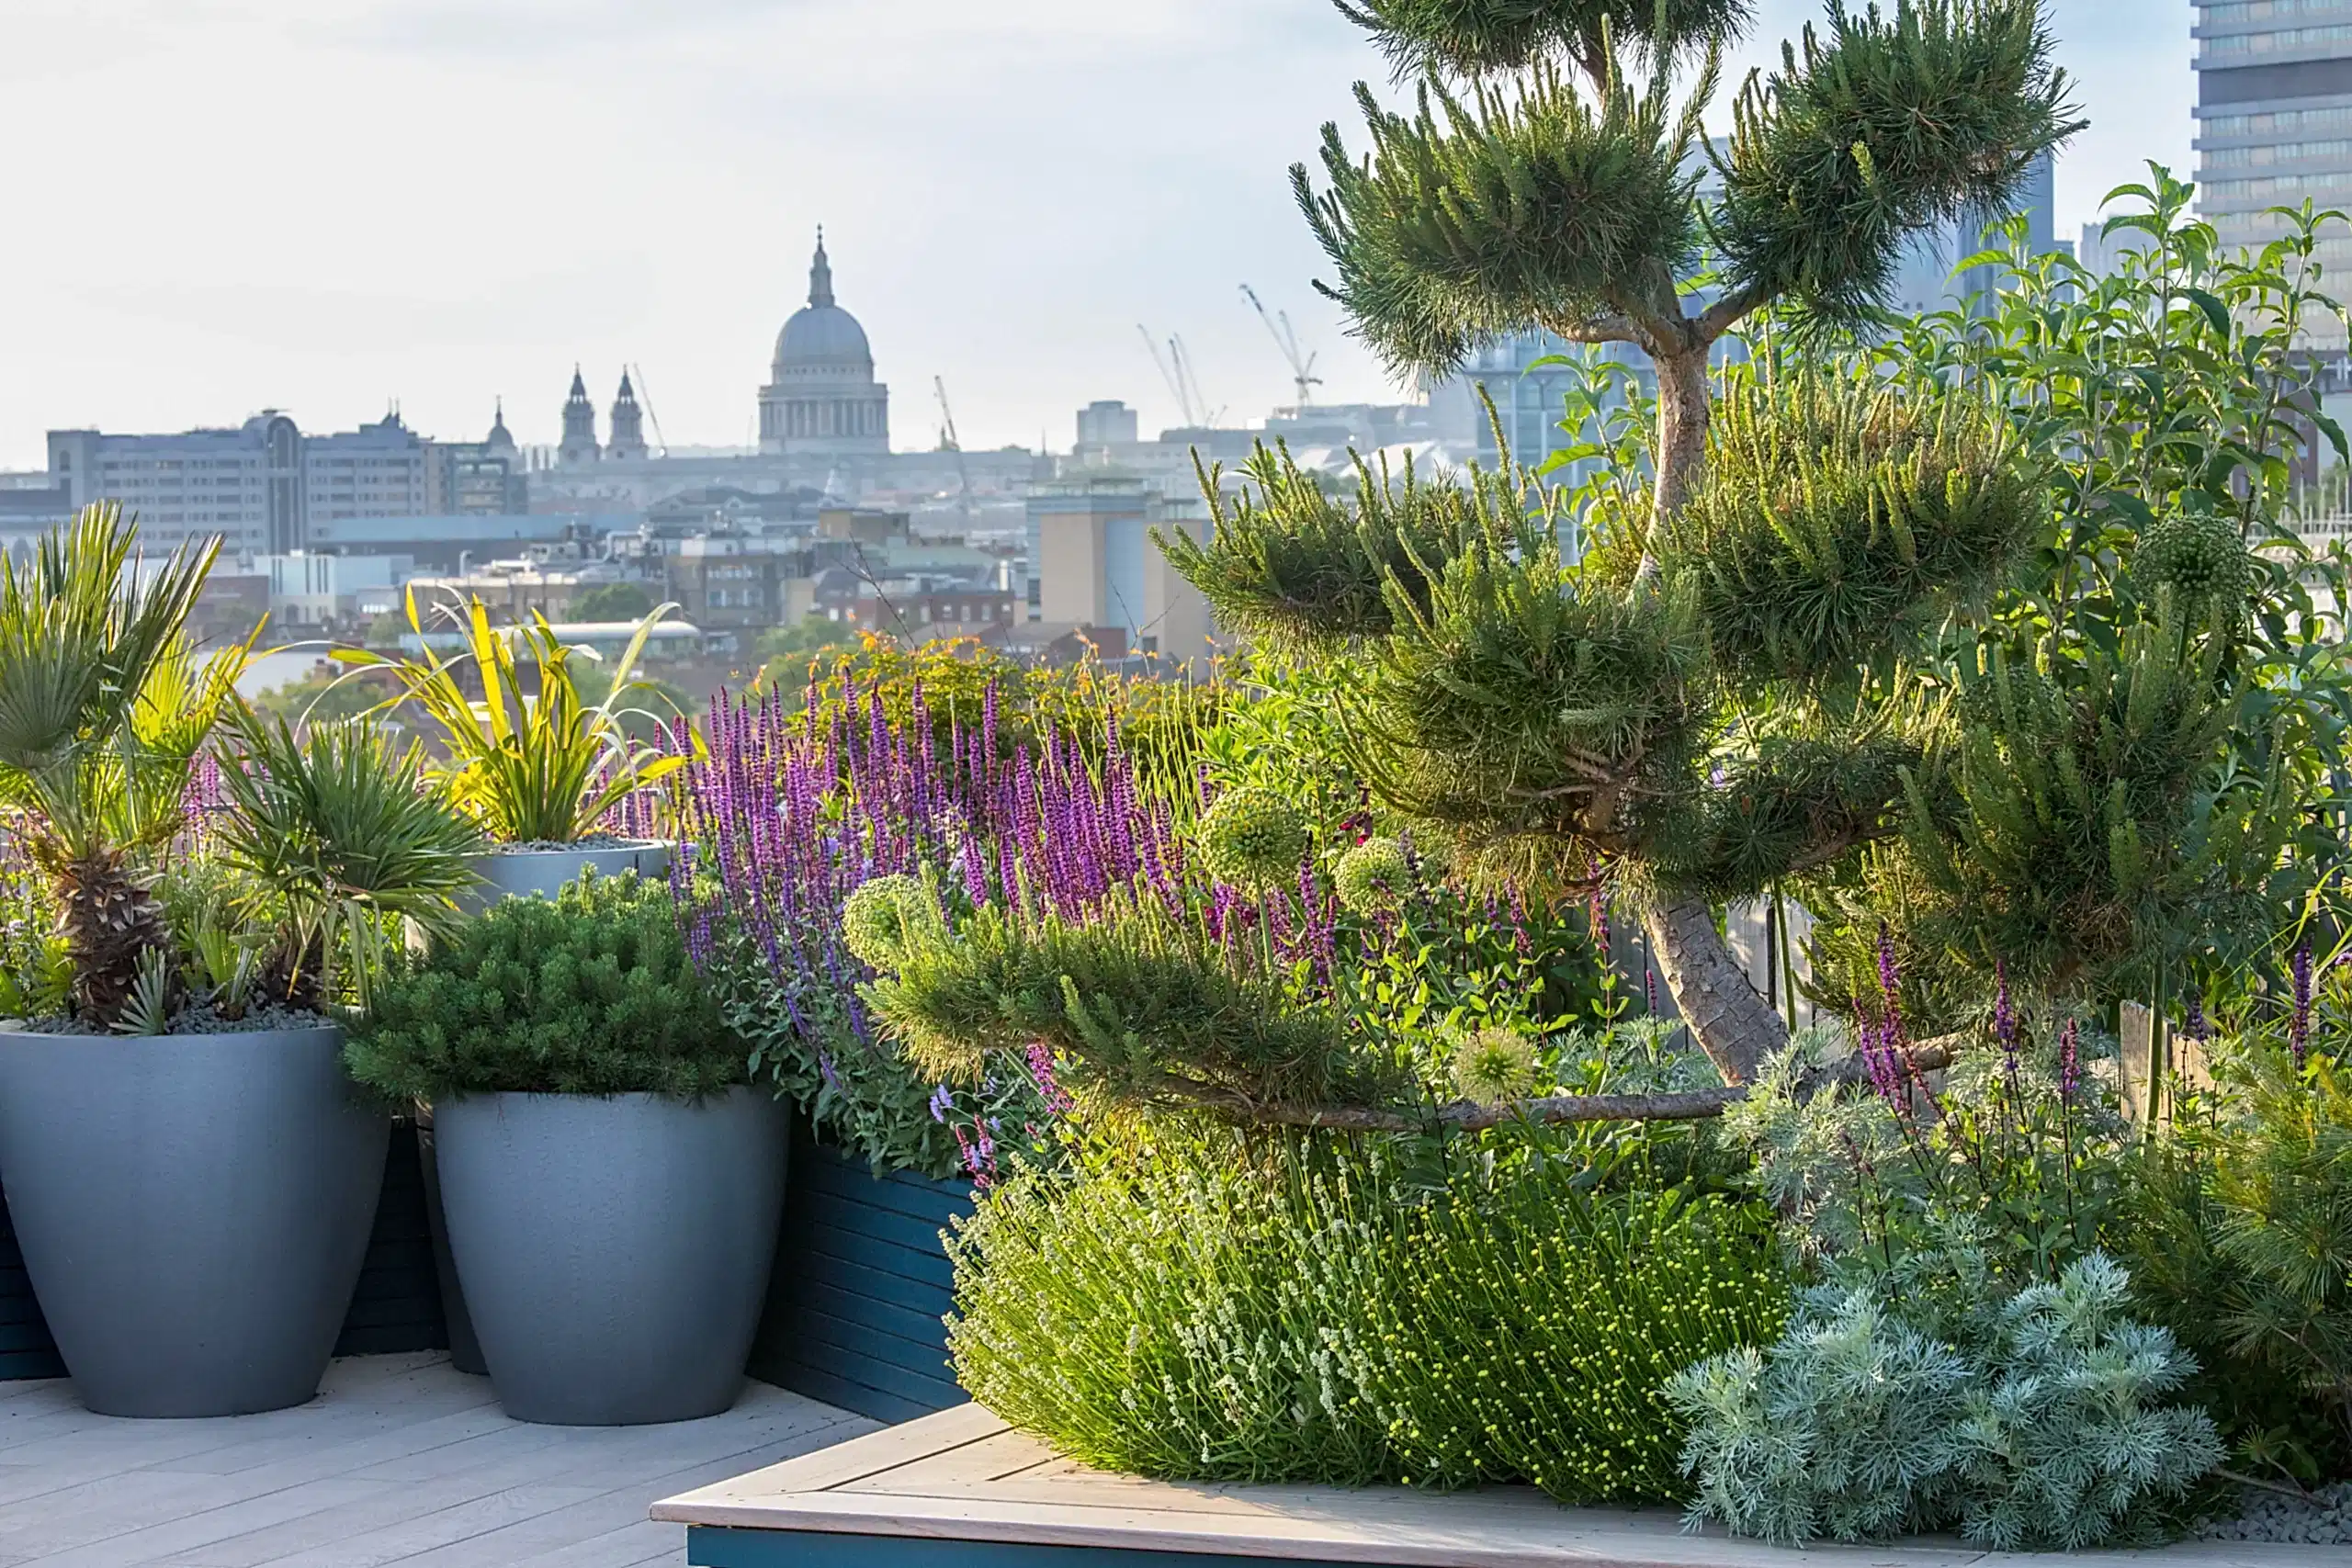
<box><xmin>430</xmin><ymin>836</ymin><xmax>674</xmax><ymax>1368</ymax></box>
<box><xmin>458</xmin><ymin>840</ymin><xmax>671</xmax><ymax>914</ymax></box>
<box><xmin>0</xmin><ymin>1023</ymin><xmax>388</xmax><ymax>1417</ymax></box>
<box><xmin>435</xmin><ymin>1087</ymin><xmax>788</xmax><ymax>1426</ymax></box>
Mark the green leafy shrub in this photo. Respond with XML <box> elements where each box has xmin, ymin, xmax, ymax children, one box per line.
<box><xmin>345</xmin><ymin>872</ymin><xmax>744</xmax><ymax>1100</ymax></box>
<box><xmin>947</xmin><ymin>1123</ymin><xmax>1784</xmax><ymax>1500</ymax></box>
<box><xmin>2129</xmin><ymin>1039</ymin><xmax>2352</xmax><ymax>1479</ymax></box>
<box><xmin>1671</xmin><ymin>1252</ymin><xmax>2222</xmax><ymax>1549</ymax></box>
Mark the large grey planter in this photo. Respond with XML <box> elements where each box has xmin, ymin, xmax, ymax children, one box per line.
<box><xmin>435</xmin><ymin>1088</ymin><xmax>788</xmax><ymax>1426</ymax></box>
<box><xmin>458</xmin><ymin>840</ymin><xmax>670</xmax><ymax>915</ymax></box>
<box><xmin>0</xmin><ymin>1023</ymin><xmax>388</xmax><ymax>1417</ymax></box>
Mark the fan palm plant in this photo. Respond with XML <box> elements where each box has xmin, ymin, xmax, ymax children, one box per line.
<box><xmin>0</xmin><ymin>505</ymin><xmax>247</xmax><ymax>1027</ymax></box>
<box><xmin>209</xmin><ymin>708</ymin><xmax>485</xmax><ymax>1014</ymax></box>
<box><xmin>340</xmin><ymin>593</ymin><xmax>684</xmax><ymax>844</ymax></box>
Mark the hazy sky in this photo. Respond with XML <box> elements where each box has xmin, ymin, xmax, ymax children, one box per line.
<box><xmin>0</xmin><ymin>0</ymin><xmax>2190</xmax><ymax>468</ymax></box>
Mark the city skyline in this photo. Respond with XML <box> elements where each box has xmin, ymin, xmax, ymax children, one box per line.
<box><xmin>1</xmin><ymin>0</ymin><xmax>2188</xmax><ymax>469</ymax></box>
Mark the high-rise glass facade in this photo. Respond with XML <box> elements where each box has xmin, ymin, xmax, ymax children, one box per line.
<box><xmin>2195</xmin><ymin>0</ymin><xmax>2352</xmax><ymax>349</ymax></box>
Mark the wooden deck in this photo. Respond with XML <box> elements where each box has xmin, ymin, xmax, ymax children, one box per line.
<box><xmin>652</xmin><ymin>1405</ymin><xmax>2345</xmax><ymax>1568</ymax></box>
<box><xmin>0</xmin><ymin>1351</ymin><xmax>868</xmax><ymax>1567</ymax></box>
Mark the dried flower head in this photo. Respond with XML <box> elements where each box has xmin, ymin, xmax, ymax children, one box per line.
<box><xmin>1195</xmin><ymin>785</ymin><xmax>1310</xmax><ymax>890</ymax></box>
<box><xmin>841</xmin><ymin>874</ymin><xmax>943</xmax><ymax>973</ymax></box>
<box><xmin>1333</xmin><ymin>836</ymin><xmax>1415</xmax><ymax>917</ymax></box>
<box><xmin>1453</xmin><ymin>1025</ymin><xmax>1539</xmax><ymax>1104</ymax></box>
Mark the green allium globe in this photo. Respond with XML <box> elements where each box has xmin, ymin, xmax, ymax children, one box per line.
<box><xmin>1333</xmin><ymin>836</ymin><xmax>1416</xmax><ymax>917</ymax></box>
<box><xmin>842</xmin><ymin>874</ymin><xmax>943</xmax><ymax>973</ymax></box>
<box><xmin>1453</xmin><ymin>1026</ymin><xmax>1539</xmax><ymax>1104</ymax></box>
<box><xmin>2134</xmin><ymin>513</ymin><xmax>2253</xmax><ymax>616</ymax></box>
<box><xmin>1196</xmin><ymin>785</ymin><xmax>1311</xmax><ymax>890</ymax></box>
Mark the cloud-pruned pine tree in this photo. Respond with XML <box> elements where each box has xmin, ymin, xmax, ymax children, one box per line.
<box><xmin>1165</xmin><ymin>0</ymin><xmax>2081</xmax><ymax>1089</ymax></box>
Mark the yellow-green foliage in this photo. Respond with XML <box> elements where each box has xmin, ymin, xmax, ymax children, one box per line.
<box><xmin>948</xmin><ymin>1127</ymin><xmax>1786</xmax><ymax>1501</ymax></box>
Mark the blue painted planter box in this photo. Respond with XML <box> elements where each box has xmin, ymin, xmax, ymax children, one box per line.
<box><xmin>0</xmin><ymin>1119</ymin><xmax>450</xmax><ymax>1383</ymax></box>
<box><xmin>748</xmin><ymin>1133</ymin><xmax>976</xmax><ymax>1423</ymax></box>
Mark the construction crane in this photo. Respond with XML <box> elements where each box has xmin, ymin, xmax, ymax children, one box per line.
<box><xmin>1239</xmin><ymin>285</ymin><xmax>1322</xmax><ymax>412</ymax></box>
<box><xmin>628</xmin><ymin>363</ymin><xmax>670</xmax><ymax>457</ymax></box>
<box><xmin>933</xmin><ymin>376</ymin><xmax>975</xmax><ymax>525</ymax></box>
<box><xmin>1136</xmin><ymin>324</ymin><xmax>1224</xmax><ymax>429</ymax></box>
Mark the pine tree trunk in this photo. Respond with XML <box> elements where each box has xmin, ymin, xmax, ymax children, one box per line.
<box><xmin>1635</xmin><ymin>342</ymin><xmax>1787</xmax><ymax>1085</ymax></box>
<box><xmin>1648</xmin><ymin>345</ymin><xmax>1712</xmax><ymax>558</ymax></box>
<box><xmin>1643</xmin><ymin>897</ymin><xmax>1786</xmax><ymax>1087</ymax></box>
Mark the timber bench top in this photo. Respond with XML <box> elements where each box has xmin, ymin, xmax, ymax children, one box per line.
<box><xmin>650</xmin><ymin>1404</ymin><xmax>2340</xmax><ymax>1568</ymax></box>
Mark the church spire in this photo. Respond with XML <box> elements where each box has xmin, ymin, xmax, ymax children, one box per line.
<box><xmin>559</xmin><ymin>364</ymin><xmax>600</xmax><ymax>467</ymax></box>
<box><xmin>808</xmin><ymin>227</ymin><xmax>834</xmax><ymax>309</ymax></box>
<box><xmin>607</xmin><ymin>370</ymin><xmax>648</xmax><ymax>462</ymax></box>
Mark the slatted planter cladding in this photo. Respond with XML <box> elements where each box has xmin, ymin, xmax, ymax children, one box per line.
<box><xmin>751</xmin><ymin>1134</ymin><xmax>975</xmax><ymax>1423</ymax></box>
<box><xmin>0</xmin><ymin>1119</ymin><xmax>447</xmax><ymax>1382</ymax></box>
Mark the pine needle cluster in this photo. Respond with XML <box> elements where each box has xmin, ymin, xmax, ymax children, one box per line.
<box><xmin>1665</xmin><ymin>375</ymin><xmax>2040</xmax><ymax>683</ymax></box>
<box><xmin>345</xmin><ymin>872</ymin><xmax>745</xmax><ymax>1100</ymax></box>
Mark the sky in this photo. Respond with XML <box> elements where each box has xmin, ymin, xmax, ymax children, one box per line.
<box><xmin>0</xmin><ymin>0</ymin><xmax>2192</xmax><ymax>469</ymax></box>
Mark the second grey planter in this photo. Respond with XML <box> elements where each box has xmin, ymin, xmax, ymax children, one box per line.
<box><xmin>0</xmin><ymin>1023</ymin><xmax>387</xmax><ymax>1417</ymax></box>
<box><xmin>458</xmin><ymin>840</ymin><xmax>671</xmax><ymax>915</ymax></box>
<box><xmin>435</xmin><ymin>1088</ymin><xmax>788</xmax><ymax>1426</ymax></box>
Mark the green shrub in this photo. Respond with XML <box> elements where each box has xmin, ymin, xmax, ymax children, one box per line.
<box><xmin>1670</xmin><ymin>1251</ymin><xmax>2222</xmax><ymax>1549</ymax></box>
<box><xmin>345</xmin><ymin>873</ymin><xmax>744</xmax><ymax>1100</ymax></box>
<box><xmin>2129</xmin><ymin>1040</ymin><xmax>2352</xmax><ymax>1480</ymax></box>
<box><xmin>946</xmin><ymin>1124</ymin><xmax>1785</xmax><ymax>1501</ymax></box>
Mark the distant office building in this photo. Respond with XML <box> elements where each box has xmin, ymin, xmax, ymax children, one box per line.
<box><xmin>49</xmin><ymin>412</ymin><xmax>307</xmax><ymax>554</ymax></box>
<box><xmin>45</xmin><ymin>411</ymin><xmax>430</xmax><ymax>556</ymax></box>
<box><xmin>259</xmin><ymin>552</ymin><xmax>413</xmax><ymax>627</ymax></box>
<box><xmin>1025</xmin><ymin>475</ymin><xmax>1214</xmax><ymax>660</ymax></box>
<box><xmin>301</xmin><ymin>414</ymin><xmax>429</xmax><ymax>525</ymax></box>
<box><xmin>424</xmin><ymin>403</ymin><xmax>530</xmax><ymax>516</ymax></box>
<box><xmin>1076</xmin><ymin>400</ymin><xmax>1140</xmax><ymax>448</ymax></box>
<box><xmin>2194</xmin><ymin>0</ymin><xmax>2352</xmax><ymax>348</ymax></box>
<box><xmin>757</xmin><ymin>231</ymin><xmax>890</xmax><ymax>458</ymax></box>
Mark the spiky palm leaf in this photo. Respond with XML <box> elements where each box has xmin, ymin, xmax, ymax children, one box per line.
<box><xmin>0</xmin><ymin>505</ymin><xmax>226</xmax><ymax>1024</ymax></box>
<box><xmin>210</xmin><ymin>707</ymin><xmax>485</xmax><ymax>1012</ymax></box>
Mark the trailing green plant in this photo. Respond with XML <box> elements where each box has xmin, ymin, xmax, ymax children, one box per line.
<box><xmin>345</xmin><ymin>872</ymin><xmax>745</xmax><ymax>1100</ymax></box>
<box><xmin>1670</xmin><ymin>1250</ymin><xmax>2222</xmax><ymax>1548</ymax></box>
<box><xmin>0</xmin><ymin>505</ymin><xmax>246</xmax><ymax>1028</ymax></box>
<box><xmin>340</xmin><ymin>594</ymin><xmax>684</xmax><ymax>844</ymax></box>
<box><xmin>209</xmin><ymin>709</ymin><xmax>485</xmax><ymax>1012</ymax></box>
<box><xmin>947</xmin><ymin>1121</ymin><xmax>1784</xmax><ymax>1498</ymax></box>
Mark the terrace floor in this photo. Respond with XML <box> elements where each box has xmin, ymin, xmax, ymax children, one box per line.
<box><xmin>0</xmin><ymin>1352</ymin><xmax>871</xmax><ymax>1568</ymax></box>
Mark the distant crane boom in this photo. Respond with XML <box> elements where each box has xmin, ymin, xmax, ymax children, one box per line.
<box><xmin>1136</xmin><ymin>323</ymin><xmax>1199</xmax><ymax>426</ymax></box>
<box><xmin>629</xmin><ymin>363</ymin><xmax>670</xmax><ymax>456</ymax></box>
<box><xmin>933</xmin><ymin>376</ymin><xmax>975</xmax><ymax>524</ymax></box>
<box><xmin>1169</xmin><ymin>334</ymin><xmax>1223</xmax><ymax>428</ymax></box>
<box><xmin>1239</xmin><ymin>285</ymin><xmax>1322</xmax><ymax>412</ymax></box>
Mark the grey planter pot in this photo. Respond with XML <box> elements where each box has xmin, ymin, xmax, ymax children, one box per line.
<box><xmin>435</xmin><ymin>1088</ymin><xmax>788</xmax><ymax>1426</ymax></box>
<box><xmin>0</xmin><ymin>1023</ymin><xmax>388</xmax><ymax>1417</ymax></box>
<box><xmin>413</xmin><ymin>1114</ymin><xmax>487</xmax><ymax>1376</ymax></box>
<box><xmin>432</xmin><ymin>837</ymin><xmax>673</xmax><ymax>1368</ymax></box>
<box><xmin>458</xmin><ymin>840</ymin><xmax>671</xmax><ymax>915</ymax></box>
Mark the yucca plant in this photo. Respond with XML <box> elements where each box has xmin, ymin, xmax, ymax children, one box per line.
<box><xmin>0</xmin><ymin>505</ymin><xmax>247</xmax><ymax>1028</ymax></box>
<box><xmin>340</xmin><ymin>592</ymin><xmax>684</xmax><ymax>844</ymax></box>
<box><xmin>209</xmin><ymin>708</ymin><xmax>485</xmax><ymax>1013</ymax></box>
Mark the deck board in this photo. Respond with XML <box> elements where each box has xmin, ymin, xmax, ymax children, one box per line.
<box><xmin>653</xmin><ymin>1405</ymin><xmax>2348</xmax><ymax>1568</ymax></box>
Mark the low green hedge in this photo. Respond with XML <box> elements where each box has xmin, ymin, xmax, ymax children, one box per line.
<box><xmin>946</xmin><ymin>1124</ymin><xmax>1787</xmax><ymax>1501</ymax></box>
